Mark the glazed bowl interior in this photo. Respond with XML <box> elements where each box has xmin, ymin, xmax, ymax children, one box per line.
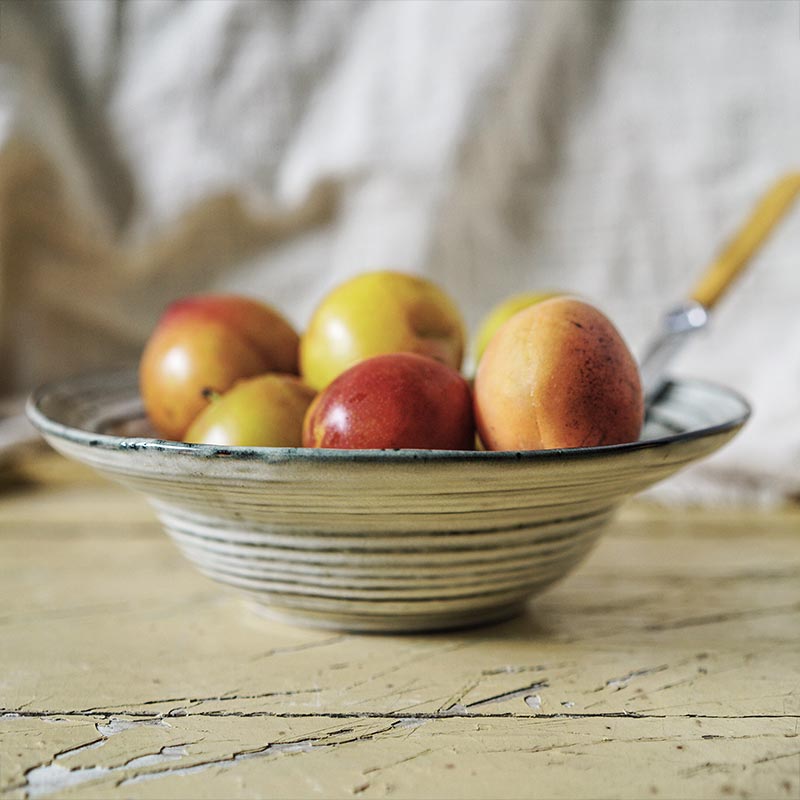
<box><xmin>27</xmin><ymin>368</ymin><xmax>749</xmax><ymax>632</ymax></box>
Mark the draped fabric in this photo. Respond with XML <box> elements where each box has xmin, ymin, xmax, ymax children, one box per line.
<box><xmin>1</xmin><ymin>0</ymin><xmax>798</xmax><ymax>503</ymax></box>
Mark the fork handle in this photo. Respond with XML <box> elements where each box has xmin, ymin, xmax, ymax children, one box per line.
<box><xmin>691</xmin><ymin>172</ymin><xmax>800</xmax><ymax>309</ymax></box>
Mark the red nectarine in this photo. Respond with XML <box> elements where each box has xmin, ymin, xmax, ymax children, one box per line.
<box><xmin>303</xmin><ymin>353</ymin><xmax>475</xmax><ymax>450</ymax></box>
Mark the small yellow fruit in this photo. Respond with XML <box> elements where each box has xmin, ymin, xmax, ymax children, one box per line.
<box><xmin>185</xmin><ymin>374</ymin><xmax>315</xmax><ymax>447</ymax></box>
<box><xmin>473</xmin><ymin>291</ymin><xmax>561</xmax><ymax>364</ymax></box>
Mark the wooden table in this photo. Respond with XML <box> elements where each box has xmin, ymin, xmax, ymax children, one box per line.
<box><xmin>2</xmin><ymin>452</ymin><xmax>798</xmax><ymax>800</ymax></box>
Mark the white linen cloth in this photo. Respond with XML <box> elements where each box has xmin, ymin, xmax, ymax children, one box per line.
<box><xmin>1</xmin><ymin>0</ymin><xmax>798</xmax><ymax>504</ymax></box>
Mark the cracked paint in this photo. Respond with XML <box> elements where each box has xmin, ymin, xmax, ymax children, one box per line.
<box><xmin>5</xmin><ymin>715</ymin><xmax>799</xmax><ymax>799</ymax></box>
<box><xmin>3</xmin><ymin>457</ymin><xmax>800</xmax><ymax>799</ymax></box>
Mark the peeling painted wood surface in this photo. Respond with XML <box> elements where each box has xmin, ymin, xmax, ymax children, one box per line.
<box><xmin>1</xmin><ymin>454</ymin><xmax>799</xmax><ymax>799</ymax></box>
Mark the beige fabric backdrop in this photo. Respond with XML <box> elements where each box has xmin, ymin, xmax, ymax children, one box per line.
<box><xmin>1</xmin><ymin>0</ymin><xmax>798</xmax><ymax>504</ymax></box>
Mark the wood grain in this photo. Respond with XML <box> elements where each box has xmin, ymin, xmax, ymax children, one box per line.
<box><xmin>1</xmin><ymin>453</ymin><xmax>798</xmax><ymax>799</ymax></box>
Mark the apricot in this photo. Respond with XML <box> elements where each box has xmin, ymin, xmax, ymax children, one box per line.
<box><xmin>474</xmin><ymin>297</ymin><xmax>643</xmax><ymax>450</ymax></box>
<box><xmin>140</xmin><ymin>295</ymin><xmax>299</xmax><ymax>440</ymax></box>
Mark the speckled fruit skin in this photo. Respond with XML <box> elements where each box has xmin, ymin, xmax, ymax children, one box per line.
<box><xmin>475</xmin><ymin>297</ymin><xmax>643</xmax><ymax>451</ymax></box>
<box><xmin>300</xmin><ymin>271</ymin><xmax>466</xmax><ymax>392</ymax></box>
<box><xmin>140</xmin><ymin>295</ymin><xmax>299</xmax><ymax>441</ymax></box>
<box><xmin>303</xmin><ymin>353</ymin><xmax>475</xmax><ymax>451</ymax></box>
<box><xmin>185</xmin><ymin>374</ymin><xmax>316</xmax><ymax>447</ymax></box>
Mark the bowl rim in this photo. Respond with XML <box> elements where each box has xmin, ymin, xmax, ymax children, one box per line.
<box><xmin>26</xmin><ymin>369</ymin><xmax>751</xmax><ymax>465</ymax></box>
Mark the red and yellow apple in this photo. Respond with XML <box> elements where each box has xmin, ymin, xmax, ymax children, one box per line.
<box><xmin>185</xmin><ymin>374</ymin><xmax>315</xmax><ymax>447</ymax></box>
<box><xmin>303</xmin><ymin>353</ymin><xmax>475</xmax><ymax>450</ymax></box>
<box><xmin>473</xmin><ymin>291</ymin><xmax>562</xmax><ymax>363</ymax></box>
<box><xmin>300</xmin><ymin>271</ymin><xmax>466</xmax><ymax>391</ymax></box>
<box><xmin>474</xmin><ymin>297</ymin><xmax>643</xmax><ymax>451</ymax></box>
<box><xmin>140</xmin><ymin>295</ymin><xmax>299</xmax><ymax>440</ymax></box>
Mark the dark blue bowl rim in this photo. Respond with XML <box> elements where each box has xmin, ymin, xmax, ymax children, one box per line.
<box><xmin>26</xmin><ymin>370</ymin><xmax>751</xmax><ymax>465</ymax></box>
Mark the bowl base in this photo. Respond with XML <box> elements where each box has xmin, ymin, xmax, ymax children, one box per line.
<box><xmin>245</xmin><ymin>599</ymin><xmax>527</xmax><ymax>634</ymax></box>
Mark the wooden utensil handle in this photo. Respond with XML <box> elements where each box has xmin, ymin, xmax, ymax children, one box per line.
<box><xmin>691</xmin><ymin>172</ymin><xmax>800</xmax><ymax>309</ymax></box>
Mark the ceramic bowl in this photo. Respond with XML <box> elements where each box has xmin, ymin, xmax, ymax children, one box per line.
<box><xmin>27</xmin><ymin>368</ymin><xmax>749</xmax><ymax>632</ymax></box>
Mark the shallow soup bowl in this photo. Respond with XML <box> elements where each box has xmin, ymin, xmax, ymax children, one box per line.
<box><xmin>27</xmin><ymin>369</ymin><xmax>749</xmax><ymax>632</ymax></box>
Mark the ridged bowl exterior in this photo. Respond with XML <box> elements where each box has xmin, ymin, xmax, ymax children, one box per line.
<box><xmin>28</xmin><ymin>369</ymin><xmax>749</xmax><ymax>632</ymax></box>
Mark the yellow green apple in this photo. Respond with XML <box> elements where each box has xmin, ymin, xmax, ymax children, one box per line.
<box><xmin>300</xmin><ymin>271</ymin><xmax>466</xmax><ymax>391</ymax></box>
